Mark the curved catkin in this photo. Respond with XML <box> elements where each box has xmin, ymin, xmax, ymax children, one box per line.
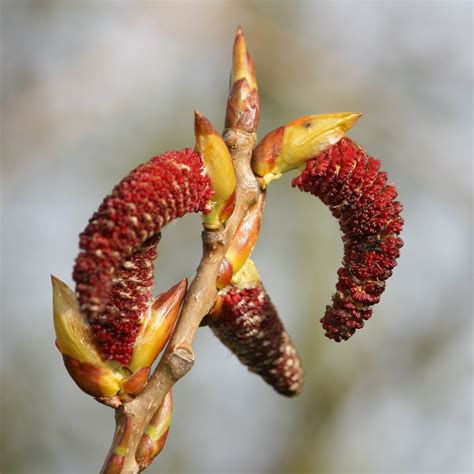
<box><xmin>292</xmin><ymin>138</ymin><xmax>403</xmax><ymax>341</ymax></box>
<box><xmin>73</xmin><ymin>149</ymin><xmax>213</xmax><ymax>365</ymax></box>
<box><xmin>210</xmin><ymin>284</ymin><xmax>304</xmax><ymax>397</ymax></box>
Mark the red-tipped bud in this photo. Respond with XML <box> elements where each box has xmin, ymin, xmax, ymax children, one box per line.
<box><xmin>252</xmin><ymin>113</ymin><xmax>361</xmax><ymax>186</ymax></box>
<box><xmin>292</xmin><ymin>137</ymin><xmax>404</xmax><ymax>340</ymax></box>
<box><xmin>136</xmin><ymin>391</ymin><xmax>173</xmax><ymax>470</ymax></box>
<box><xmin>128</xmin><ymin>280</ymin><xmax>187</xmax><ymax>373</ymax></box>
<box><xmin>225</xmin><ymin>26</ymin><xmax>259</xmax><ymax>133</ymax></box>
<box><xmin>194</xmin><ymin>111</ymin><xmax>236</xmax><ymax>229</ymax></box>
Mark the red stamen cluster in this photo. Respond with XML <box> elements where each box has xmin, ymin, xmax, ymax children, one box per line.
<box><xmin>292</xmin><ymin>138</ymin><xmax>403</xmax><ymax>341</ymax></box>
<box><xmin>73</xmin><ymin>149</ymin><xmax>213</xmax><ymax>365</ymax></box>
<box><xmin>90</xmin><ymin>236</ymin><xmax>159</xmax><ymax>365</ymax></box>
<box><xmin>210</xmin><ymin>285</ymin><xmax>304</xmax><ymax>396</ymax></box>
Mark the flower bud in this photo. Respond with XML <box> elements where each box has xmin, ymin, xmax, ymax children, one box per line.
<box><xmin>225</xmin><ymin>26</ymin><xmax>259</xmax><ymax>133</ymax></box>
<box><xmin>251</xmin><ymin>113</ymin><xmax>362</xmax><ymax>185</ymax></box>
<box><xmin>194</xmin><ymin>111</ymin><xmax>236</xmax><ymax>229</ymax></box>
<box><xmin>136</xmin><ymin>391</ymin><xmax>173</xmax><ymax>470</ymax></box>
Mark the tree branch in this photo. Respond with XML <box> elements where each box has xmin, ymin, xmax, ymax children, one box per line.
<box><xmin>101</xmin><ymin>129</ymin><xmax>259</xmax><ymax>473</ymax></box>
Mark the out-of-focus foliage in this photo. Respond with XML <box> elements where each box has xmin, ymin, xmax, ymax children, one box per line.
<box><xmin>1</xmin><ymin>2</ymin><xmax>472</xmax><ymax>473</ymax></box>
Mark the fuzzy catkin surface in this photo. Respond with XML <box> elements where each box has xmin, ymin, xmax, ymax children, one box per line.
<box><xmin>210</xmin><ymin>284</ymin><xmax>304</xmax><ymax>397</ymax></box>
<box><xmin>292</xmin><ymin>137</ymin><xmax>403</xmax><ymax>341</ymax></box>
<box><xmin>73</xmin><ymin>149</ymin><xmax>213</xmax><ymax>365</ymax></box>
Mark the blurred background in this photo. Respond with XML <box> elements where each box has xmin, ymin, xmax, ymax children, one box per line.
<box><xmin>1</xmin><ymin>1</ymin><xmax>472</xmax><ymax>473</ymax></box>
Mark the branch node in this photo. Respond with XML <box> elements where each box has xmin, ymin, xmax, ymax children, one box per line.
<box><xmin>202</xmin><ymin>229</ymin><xmax>226</xmax><ymax>251</ymax></box>
<box><xmin>168</xmin><ymin>346</ymin><xmax>195</xmax><ymax>380</ymax></box>
<box><xmin>222</xmin><ymin>129</ymin><xmax>256</xmax><ymax>151</ymax></box>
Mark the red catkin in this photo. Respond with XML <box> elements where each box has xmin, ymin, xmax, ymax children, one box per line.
<box><xmin>73</xmin><ymin>149</ymin><xmax>213</xmax><ymax>365</ymax></box>
<box><xmin>292</xmin><ymin>138</ymin><xmax>403</xmax><ymax>341</ymax></box>
<box><xmin>210</xmin><ymin>284</ymin><xmax>304</xmax><ymax>396</ymax></box>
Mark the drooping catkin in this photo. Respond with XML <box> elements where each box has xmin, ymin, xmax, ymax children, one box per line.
<box><xmin>210</xmin><ymin>284</ymin><xmax>304</xmax><ymax>397</ymax></box>
<box><xmin>292</xmin><ymin>137</ymin><xmax>403</xmax><ymax>341</ymax></box>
